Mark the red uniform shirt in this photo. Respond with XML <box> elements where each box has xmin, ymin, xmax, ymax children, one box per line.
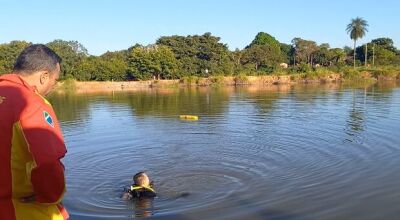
<box><xmin>0</xmin><ymin>74</ymin><xmax>68</xmax><ymax>220</ymax></box>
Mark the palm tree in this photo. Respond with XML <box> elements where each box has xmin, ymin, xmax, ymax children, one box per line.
<box><xmin>346</xmin><ymin>17</ymin><xmax>368</xmax><ymax>68</ymax></box>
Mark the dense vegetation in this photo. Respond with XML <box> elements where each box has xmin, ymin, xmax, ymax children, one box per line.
<box><xmin>1</xmin><ymin>21</ymin><xmax>400</xmax><ymax>81</ymax></box>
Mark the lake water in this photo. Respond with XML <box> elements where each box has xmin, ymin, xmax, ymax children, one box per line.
<box><xmin>49</xmin><ymin>82</ymin><xmax>400</xmax><ymax>220</ymax></box>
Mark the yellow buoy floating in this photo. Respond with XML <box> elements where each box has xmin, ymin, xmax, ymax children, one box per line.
<box><xmin>179</xmin><ymin>115</ymin><xmax>199</xmax><ymax>121</ymax></box>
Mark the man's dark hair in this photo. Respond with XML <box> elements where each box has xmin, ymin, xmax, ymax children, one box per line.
<box><xmin>133</xmin><ymin>172</ymin><xmax>146</xmax><ymax>180</ymax></box>
<box><xmin>13</xmin><ymin>44</ymin><xmax>62</xmax><ymax>74</ymax></box>
<box><xmin>133</xmin><ymin>172</ymin><xmax>148</xmax><ymax>185</ymax></box>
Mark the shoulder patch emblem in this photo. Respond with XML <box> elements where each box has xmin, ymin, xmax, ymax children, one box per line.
<box><xmin>43</xmin><ymin>111</ymin><xmax>54</xmax><ymax>127</ymax></box>
<box><xmin>0</xmin><ymin>96</ymin><xmax>5</xmax><ymax>104</ymax></box>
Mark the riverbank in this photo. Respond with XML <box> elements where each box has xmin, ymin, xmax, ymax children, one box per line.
<box><xmin>55</xmin><ymin>68</ymin><xmax>400</xmax><ymax>94</ymax></box>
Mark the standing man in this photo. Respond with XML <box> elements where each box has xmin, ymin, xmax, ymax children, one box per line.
<box><xmin>0</xmin><ymin>44</ymin><xmax>68</xmax><ymax>219</ymax></box>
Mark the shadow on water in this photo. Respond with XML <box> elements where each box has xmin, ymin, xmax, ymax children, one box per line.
<box><xmin>130</xmin><ymin>198</ymin><xmax>155</xmax><ymax>218</ymax></box>
<box><xmin>50</xmin><ymin>87</ymin><xmax>233</xmax><ymax>121</ymax></box>
<box><xmin>346</xmin><ymin>90</ymin><xmax>366</xmax><ymax>137</ymax></box>
<box><xmin>112</xmin><ymin>87</ymin><xmax>232</xmax><ymax>117</ymax></box>
<box><xmin>48</xmin><ymin>93</ymin><xmax>91</xmax><ymax>124</ymax></box>
<box><xmin>49</xmin><ymin>81</ymin><xmax>400</xmax><ymax>122</ymax></box>
<box><xmin>344</xmin><ymin>81</ymin><xmax>399</xmax><ymax>141</ymax></box>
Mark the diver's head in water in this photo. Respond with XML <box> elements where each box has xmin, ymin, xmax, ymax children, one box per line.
<box><xmin>133</xmin><ymin>172</ymin><xmax>150</xmax><ymax>187</ymax></box>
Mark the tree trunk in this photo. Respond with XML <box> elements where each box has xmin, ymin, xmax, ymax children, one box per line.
<box><xmin>293</xmin><ymin>55</ymin><xmax>296</xmax><ymax>66</ymax></box>
<box><xmin>353</xmin><ymin>40</ymin><xmax>356</xmax><ymax>69</ymax></box>
<box><xmin>353</xmin><ymin>40</ymin><xmax>356</xmax><ymax>68</ymax></box>
<box><xmin>365</xmin><ymin>43</ymin><xmax>368</xmax><ymax>67</ymax></box>
<box><xmin>372</xmin><ymin>44</ymin><xmax>375</xmax><ymax>66</ymax></box>
<box><xmin>293</xmin><ymin>50</ymin><xmax>296</xmax><ymax>66</ymax></box>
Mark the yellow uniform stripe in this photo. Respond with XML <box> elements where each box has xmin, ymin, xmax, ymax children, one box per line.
<box><xmin>11</xmin><ymin>122</ymin><xmax>64</xmax><ymax>219</ymax></box>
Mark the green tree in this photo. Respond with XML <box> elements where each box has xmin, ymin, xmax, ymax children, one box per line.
<box><xmin>96</xmin><ymin>58</ymin><xmax>127</xmax><ymax>81</ymax></box>
<box><xmin>156</xmin><ymin>33</ymin><xmax>233</xmax><ymax>76</ymax></box>
<box><xmin>151</xmin><ymin>45</ymin><xmax>180</xmax><ymax>79</ymax></box>
<box><xmin>313</xmin><ymin>43</ymin><xmax>330</xmax><ymax>66</ymax></box>
<box><xmin>99</xmin><ymin>50</ymin><xmax>129</xmax><ymax>80</ymax></box>
<box><xmin>247</xmin><ymin>32</ymin><xmax>281</xmax><ymax>51</ymax></box>
<box><xmin>75</xmin><ymin>50</ymin><xmax>128</xmax><ymax>81</ymax></box>
<box><xmin>74</xmin><ymin>56</ymin><xmax>98</xmax><ymax>81</ymax></box>
<box><xmin>346</xmin><ymin>17</ymin><xmax>368</xmax><ymax>68</ymax></box>
<box><xmin>241</xmin><ymin>44</ymin><xmax>281</xmax><ymax>73</ymax></box>
<box><xmin>127</xmin><ymin>45</ymin><xmax>179</xmax><ymax>80</ymax></box>
<box><xmin>369</xmin><ymin>38</ymin><xmax>399</xmax><ymax>65</ymax></box>
<box><xmin>0</xmin><ymin>41</ymin><xmax>31</xmax><ymax>74</ymax></box>
<box><xmin>371</xmin><ymin>38</ymin><xmax>397</xmax><ymax>53</ymax></box>
<box><xmin>240</xmin><ymin>32</ymin><xmax>283</xmax><ymax>73</ymax></box>
<box><xmin>232</xmin><ymin>49</ymin><xmax>243</xmax><ymax>73</ymax></box>
<box><xmin>329</xmin><ymin>48</ymin><xmax>346</xmax><ymax>66</ymax></box>
<box><xmin>280</xmin><ymin>43</ymin><xmax>293</xmax><ymax>64</ymax></box>
<box><xmin>46</xmin><ymin>40</ymin><xmax>88</xmax><ymax>79</ymax></box>
<box><xmin>343</xmin><ymin>46</ymin><xmax>354</xmax><ymax>65</ymax></box>
<box><xmin>292</xmin><ymin>38</ymin><xmax>318</xmax><ymax>65</ymax></box>
<box><xmin>373</xmin><ymin>46</ymin><xmax>398</xmax><ymax>65</ymax></box>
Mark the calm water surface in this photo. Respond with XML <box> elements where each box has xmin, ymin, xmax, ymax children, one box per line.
<box><xmin>49</xmin><ymin>82</ymin><xmax>400</xmax><ymax>220</ymax></box>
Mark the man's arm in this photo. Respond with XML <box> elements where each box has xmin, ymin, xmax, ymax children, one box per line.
<box><xmin>20</xmin><ymin>103</ymin><xmax>67</xmax><ymax>204</ymax></box>
<box><xmin>31</xmin><ymin>160</ymin><xmax>66</xmax><ymax>204</ymax></box>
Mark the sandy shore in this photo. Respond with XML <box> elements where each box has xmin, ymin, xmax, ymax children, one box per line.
<box><xmin>54</xmin><ymin>72</ymin><xmax>400</xmax><ymax>94</ymax></box>
<box><xmin>56</xmin><ymin>74</ymin><xmax>349</xmax><ymax>94</ymax></box>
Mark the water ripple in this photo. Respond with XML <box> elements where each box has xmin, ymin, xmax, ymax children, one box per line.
<box><xmin>57</xmin><ymin>84</ymin><xmax>400</xmax><ymax>220</ymax></box>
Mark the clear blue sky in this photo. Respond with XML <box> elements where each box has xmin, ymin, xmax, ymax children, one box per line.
<box><xmin>1</xmin><ymin>0</ymin><xmax>399</xmax><ymax>55</ymax></box>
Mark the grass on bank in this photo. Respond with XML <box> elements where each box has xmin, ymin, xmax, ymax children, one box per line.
<box><xmin>55</xmin><ymin>66</ymin><xmax>400</xmax><ymax>91</ymax></box>
<box><xmin>55</xmin><ymin>78</ymin><xmax>76</xmax><ymax>93</ymax></box>
<box><xmin>178</xmin><ymin>66</ymin><xmax>400</xmax><ymax>86</ymax></box>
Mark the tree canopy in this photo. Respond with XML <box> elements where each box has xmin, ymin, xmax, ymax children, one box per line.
<box><xmin>1</xmin><ymin>25</ymin><xmax>400</xmax><ymax>81</ymax></box>
<box><xmin>346</xmin><ymin>17</ymin><xmax>369</xmax><ymax>67</ymax></box>
<box><xmin>0</xmin><ymin>41</ymin><xmax>31</xmax><ymax>74</ymax></box>
<box><xmin>156</xmin><ymin>32</ymin><xmax>234</xmax><ymax>76</ymax></box>
<box><xmin>46</xmin><ymin>40</ymin><xmax>89</xmax><ymax>79</ymax></box>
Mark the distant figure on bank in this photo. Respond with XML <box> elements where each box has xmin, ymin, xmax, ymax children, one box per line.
<box><xmin>279</xmin><ymin>62</ymin><xmax>288</xmax><ymax>69</ymax></box>
<box><xmin>122</xmin><ymin>172</ymin><xmax>156</xmax><ymax>200</ymax></box>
